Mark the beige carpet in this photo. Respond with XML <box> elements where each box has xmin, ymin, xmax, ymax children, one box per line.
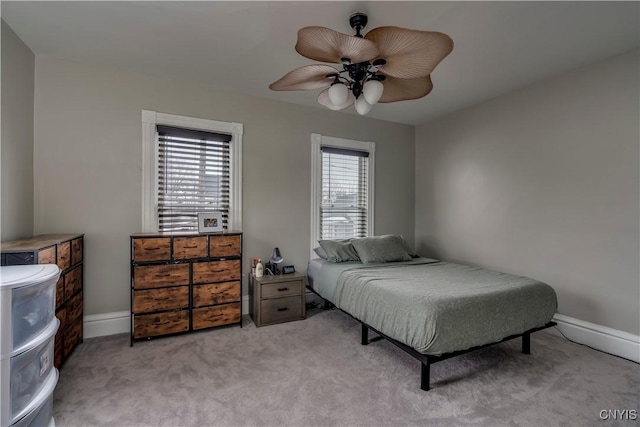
<box><xmin>53</xmin><ymin>309</ymin><xmax>639</xmax><ymax>426</ymax></box>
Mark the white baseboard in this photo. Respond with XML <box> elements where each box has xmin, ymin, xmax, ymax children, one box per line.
<box><xmin>83</xmin><ymin>310</ymin><xmax>130</xmax><ymax>339</ymax></box>
<box><xmin>546</xmin><ymin>314</ymin><xmax>639</xmax><ymax>363</ymax></box>
<box><xmin>84</xmin><ymin>296</ymin><xmax>251</xmax><ymax>339</ymax></box>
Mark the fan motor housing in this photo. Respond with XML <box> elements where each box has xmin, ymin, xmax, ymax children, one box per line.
<box><xmin>349</xmin><ymin>12</ymin><xmax>368</xmax><ymax>35</ymax></box>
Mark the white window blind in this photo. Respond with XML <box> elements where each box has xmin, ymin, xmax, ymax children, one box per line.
<box><xmin>320</xmin><ymin>146</ymin><xmax>369</xmax><ymax>239</ymax></box>
<box><xmin>157</xmin><ymin>125</ymin><xmax>231</xmax><ymax>232</ymax></box>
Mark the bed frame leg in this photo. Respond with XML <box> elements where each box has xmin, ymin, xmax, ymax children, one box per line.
<box><xmin>323</xmin><ymin>299</ymin><xmax>333</xmax><ymax>310</ymax></box>
<box><xmin>522</xmin><ymin>332</ymin><xmax>531</xmax><ymax>354</ymax></box>
<box><xmin>361</xmin><ymin>323</ymin><xmax>369</xmax><ymax>345</ymax></box>
<box><xmin>421</xmin><ymin>362</ymin><xmax>431</xmax><ymax>391</ymax></box>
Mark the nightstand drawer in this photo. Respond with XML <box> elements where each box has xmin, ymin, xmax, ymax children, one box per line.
<box><xmin>261</xmin><ymin>280</ymin><xmax>303</xmax><ymax>299</ymax></box>
<box><xmin>57</xmin><ymin>241</ymin><xmax>71</xmax><ymax>271</ymax></box>
<box><xmin>261</xmin><ymin>296</ymin><xmax>303</xmax><ymax>325</ymax></box>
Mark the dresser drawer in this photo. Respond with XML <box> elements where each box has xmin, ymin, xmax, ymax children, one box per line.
<box><xmin>261</xmin><ymin>296</ymin><xmax>303</xmax><ymax>325</ymax></box>
<box><xmin>193</xmin><ymin>281</ymin><xmax>240</xmax><ymax>307</ymax></box>
<box><xmin>209</xmin><ymin>235</ymin><xmax>241</xmax><ymax>258</ymax></box>
<box><xmin>71</xmin><ymin>237</ymin><xmax>83</xmax><ymax>265</ymax></box>
<box><xmin>261</xmin><ymin>279</ymin><xmax>303</xmax><ymax>299</ymax></box>
<box><xmin>134</xmin><ymin>310</ymin><xmax>189</xmax><ymax>338</ymax></box>
<box><xmin>66</xmin><ymin>291</ymin><xmax>83</xmax><ymax>323</ymax></box>
<box><xmin>55</xmin><ymin>275</ymin><xmax>65</xmax><ymax>309</ymax></box>
<box><xmin>134</xmin><ymin>263</ymin><xmax>190</xmax><ymax>289</ymax></box>
<box><xmin>134</xmin><ymin>286</ymin><xmax>189</xmax><ymax>313</ymax></box>
<box><xmin>193</xmin><ymin>259</ymin><xmax>240</xmax><ymax>284</ymax></box>
<box><xmin>133</xmin><ymin>237</ymin><xmax>171</xmax><ymax>262</ymax></box>
<box><xmin>192</xmin><ymin>303</ymin><xmax>240</xmax><ymax>330</ymax></box>
<box><xmin>64</xmin><ymin>316</ymin><xmax>83</xmax><ymax>357</ymax></box>
<box><xmin>173</xmin><ymin>236</ymin><xmax>207</xmax><ymax>260</ymax></box>
<box><xmin>57</xmin><ymin>241</ymin><xmax>71</xmax><ymax>271</ymax></box>
<box><xmin>64</xmin><ymin>265</ymin><xmax>82</xmax><ymax>298</ymax></box>
<box><xmin>38</xmin><ymin>246</ymin><xmax>56</xmax><ymax>265</ymax></box>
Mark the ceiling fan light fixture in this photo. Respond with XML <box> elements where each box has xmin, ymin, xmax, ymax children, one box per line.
<box><xmin>270</xmin><ymin>13</ymin><xmax>453</xmax><ymax>116</ymax></box>
<box><xmin>355</xmin><ymin>97</ymin><xmax>372</xmax><ymax>115</ymax></box>
<box><xmin>328</xmin><ymin>82</ymin><xmax>349</xmax><ymax>106</ymax></box>
<box><xmin>363</xmin><ymin>79</ymin><xmax>384</xmax><ymax>105</ymax></box>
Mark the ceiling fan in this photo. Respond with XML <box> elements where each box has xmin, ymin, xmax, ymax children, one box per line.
<box><xmin>269</xmin><ymin>12</ymin><xmax>454</xmax><ymax>115</ymax></box>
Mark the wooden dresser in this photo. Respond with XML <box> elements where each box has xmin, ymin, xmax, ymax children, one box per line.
<box><xmin>130</xmin><ymin>232</ymin><xmax>242</xmax><ymax>344</ymax></box>
<box><xmin>1</xmin><ymin>234</ymin><xmax>84</xmax><ymax>368</ymax></box>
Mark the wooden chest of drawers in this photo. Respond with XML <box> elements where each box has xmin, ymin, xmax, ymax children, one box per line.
<box><xmin>1</xmin><ymin>234</ymin><xmax>84</xmax><ymax>368</ymax></box>
<box><xmin>130</xmin><ymin>232</ymin><xmax>242</xmax><ymax>343</ymax></box>
<box><xmin>249</xmin><ymin>273</ymin><xmax>305</xmax><ymax>327</ymax></box>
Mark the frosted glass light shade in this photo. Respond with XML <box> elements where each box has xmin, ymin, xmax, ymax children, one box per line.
<box><xmin>355</xmin><ymin>97</ymin><xmax>372</xmax><ymax>115</ymax></box>
<box><xmin>363</xmin><ymin>79</ymin><xmax>384</xmax><ymax>104</ymax></box>
<box><xmin>328</xmin><ymin>83</ymin><xmax>349</xmax><ymax>105</ymax></box>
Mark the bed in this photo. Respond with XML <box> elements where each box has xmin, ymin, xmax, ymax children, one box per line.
<box><xmin>307</xmin><ymin>254</ymin><xmax>557</xmax><ymax>391</ymax></box>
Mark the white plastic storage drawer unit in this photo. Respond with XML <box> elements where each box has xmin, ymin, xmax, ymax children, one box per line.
<box><xmin>1</xmin><ymin>264</ymin><xmax>60</xmax><ymax>427</ymax></box>
<box><xmin>0</xmin><ymin>265</ymin><xmax>60</xmax><ymax>356</ymax></box>
<box><xmin>10</xmin><ymin>368</ymin><xmax>57</xmax><ymax>427</ymax></box>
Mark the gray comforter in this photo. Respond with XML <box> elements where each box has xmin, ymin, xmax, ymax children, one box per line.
<box><xmin>314</xmin><ymin>258</ymin><xmax>557</xmax><ymax>356</ymax></box>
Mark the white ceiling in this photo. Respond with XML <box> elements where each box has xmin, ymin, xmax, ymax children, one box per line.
<box><xmin>3</xmin><ymin>1</ymin><xmax>638</xmax><ymax>125</ymax></box>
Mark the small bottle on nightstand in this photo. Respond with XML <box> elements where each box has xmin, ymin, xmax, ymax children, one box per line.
<box><xmin>255</xmin><ymin>259</ymin><xmax>264</xmax><ymax>278</ymax></box>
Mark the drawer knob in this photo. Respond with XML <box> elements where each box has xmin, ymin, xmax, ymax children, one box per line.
<box><xmin>277</xmin><ymin>287</ymin><xmax>289</xmax><ymax>292</ymax></box>
<box><xmin>277</xmin><ymin>307</ymin><xmax>289</xmax><ymax>312</ymax></box>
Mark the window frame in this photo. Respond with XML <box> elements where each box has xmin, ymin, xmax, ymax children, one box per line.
<box><xmin>310</xmin><ymin>133</ymin><xmax>375</xmax><ymax>257</ymax></box>
<box><xmin>142</xmin><ymin>110</ymin><xmax>243</xmax><ymax>232</ymax></box>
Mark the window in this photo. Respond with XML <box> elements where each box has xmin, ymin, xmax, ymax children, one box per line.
<box><xmin>310</xmin><ymin>134</ymin><xmax>374</xmax><ymax>256</ymax></box>
<box><xmin>142</xmin><ymin>111</ymin><xmax>243</xmax><ymax>232</ymax></box>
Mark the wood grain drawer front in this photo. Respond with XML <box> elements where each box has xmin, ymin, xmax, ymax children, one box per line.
<box><xmin>192</xmin><ymin>303</ymin><xmax>240</xmax><ymax>330</ymax></box>
<box><xmin>261</xmin><ymin>296</ymin><xmax>303</xmax><ymax>325</ymax></box>
<box><xmin>209</xmin><ymin>235</ymin><xmax>241</xmax><ymax>258</ymax></box>
<box><xmin>193</xmin><ymin>281</ymin><xmax>240</xmax><ymax>307</ymax></box>
<box><xmin>134</xmin><ymin>263</ymin><xmax>190</xmax><ymax>289</ymax></box>
<box><xmin>66</xmin><ymin>291</ymin><xmax>83</xmax><ymax>323</ymax></box>
<box><xmin>71</xmin><ymin>237</ymin><xmax>83</xmax><ymax>265</ymax></box>
<box><xmin>64</xmin><ymin>318</ymin><xmax>83</xmax><ymax>357</ymax></box>
<box><xmin>261</xmin><ymin>279</ymin><xmax>303</xmax><ymax>299</ymax></box>
<box><xmin>57</xmin><ymin>241</ymin><xmax>71</xmax><ymax>271</ymax></box>
<box><xmin>56</xmin><ymin>307</ymin><xmax>67</xmax><ymax>332</ymax></box>
<box><xmin>56</xmin><ymin>276</ymin><xmax>65</xmax><ymax>309</ymax></box>
<box><xmin>54</xmin><ymin>328</ymin><xmax>64</xmax><ymax>368</ymax></box>
<box><xmin>133</xmin><ymin>238</ymin><xmax>171</xmax><ymax>262</ymax></box>
<box><xmin>133</xmin><ymin>286</ymin><xmax>189</xmax><ymax>314</ymax></box>
<box><xmin>64</xmin><ymin>265</ymin><xmax>83</xmax><ymax>298</ymax></box>
<box><xmin>134</xmin><ymin>310</ymin><xmax>189</xmax><ymax>339</ymax></box>
<box><xmin>193</xmin><ymin>259</ymin><xmax>240</xmax><ymax>284</ymax></box>
<box><xmin>38</xmin><ymin>246</ymin><xmax>56</xmax><ymax>264</ymax></box>
<box><xmin>173</xmin><ymin>236</ymin><xmax>207</xmax><ymax>260</ymax></box>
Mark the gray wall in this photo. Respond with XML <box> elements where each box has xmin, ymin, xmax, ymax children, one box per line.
<box><xmin>1</xmin><ymin>20</ymin><xmax>34</xmax><ymax>241</ymax></box>
<box><xmin>415</xmin><ymin>50</ymin><xmax>639</xmax><ymax>335</ymax></box>
<box><xmin>33</xmin><ymin>57</ymin><xmax>415</xmax><ymax>316</ymax></box>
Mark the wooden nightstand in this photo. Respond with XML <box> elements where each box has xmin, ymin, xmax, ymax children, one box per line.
<box><xmin>249</xmin><ymin>273</ymin><xmax>306</xmax><ymax>327</ymax></box>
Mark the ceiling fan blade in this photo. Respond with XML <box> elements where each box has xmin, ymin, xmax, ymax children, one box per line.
<box><xmin>378</xmin><ymin>75</ymin><xmax>433</xmax><ymax>103</ymax></box>
<box><xmin>365</xmin><ymin>26</ymin><xmax>453</xmax><ymax>79</ymax></box>
<box><xmin>317</xmin><ymin>88</ymin><xmax>355</xmax><ymax>110</ymax></box>
<box><xmin>296</xmin><ymin>26</ymin><xmax>379</xmax><ymax>63</ymax></box>
<box><xmin>269</xmin><ymin>64</ymin><xmax>339</xmax><ymax>91</ymax></box>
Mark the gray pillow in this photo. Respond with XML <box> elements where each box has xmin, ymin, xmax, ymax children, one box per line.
<box><xmin>313</xmin><ymin>246</ymin><xmax>328</xmax><ymax>260</ymax></box>
<box><xmin>318</xmin><ymin>239</ymin><xmax>361</xmax><ymax>263</ymax></box>
<box><xmin>351</xmin><ymin>235</ymin><xmax>412</xmax><ymax>264</ymax></box>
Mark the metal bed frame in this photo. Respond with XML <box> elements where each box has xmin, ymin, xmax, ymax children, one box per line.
<box><xmin>313</xmin><ymin>290</ymin><xmax>555</xmax><ymax>391</ymax></box>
